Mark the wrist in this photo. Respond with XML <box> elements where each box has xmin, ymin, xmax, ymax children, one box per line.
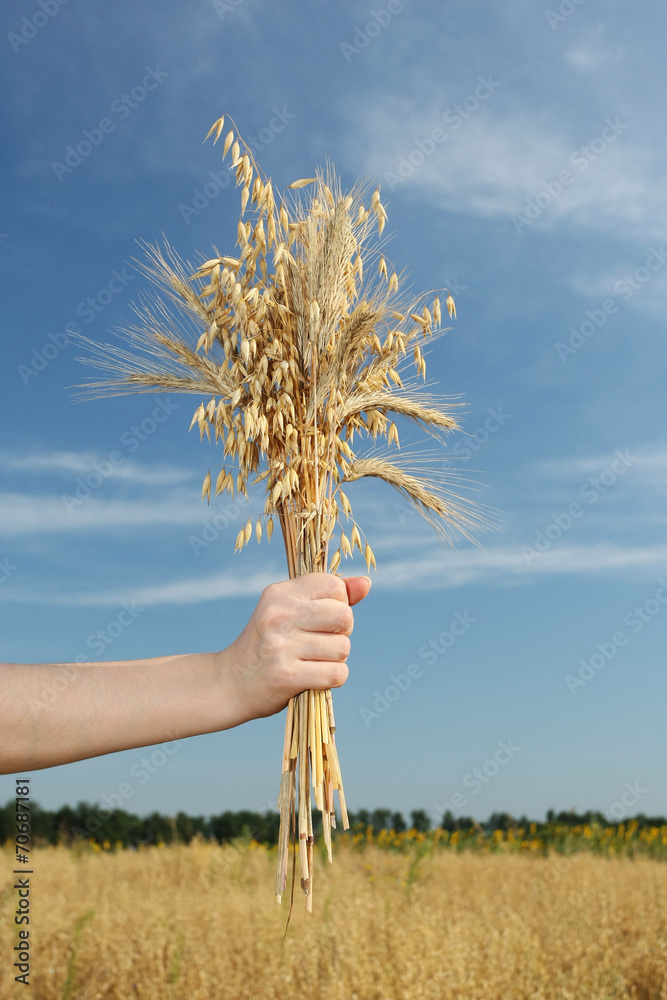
<box><xmin>207</xmin><ymin>644</ymin><xmax>247</xmax><ymax>731</ymax></box>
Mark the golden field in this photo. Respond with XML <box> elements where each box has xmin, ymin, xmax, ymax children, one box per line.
<box><xmin>1</xmin><ymin>838</ymin><xmax>666</xmax><ymax>1000</ymax></box>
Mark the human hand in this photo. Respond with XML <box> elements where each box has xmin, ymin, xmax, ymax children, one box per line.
<box><xmin>217</xmin><ymin>573</ymin><xmax>372</xmax><ymax>727</ymax></box>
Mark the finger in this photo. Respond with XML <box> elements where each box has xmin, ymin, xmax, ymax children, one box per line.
<box><xmin>293</xmin><ymin>659</ymin><xmax>350</xmax><ymax>692</ymax></box>
<box><xmin>296</xmin><ymin>632</ymin><xmax>351</xmax><ymax>663</ymax></box>
<box><xmin>297</xmin><ymin>597</ymin><xmax>354</xmax><ymax>636</ymax></box>
<box><xmin>342</xmin><ymin>576</ymin><xmax>372</xmax><ymax>607</ymax></box>
<box><xmin>282</xmin><ymin>573</ymin><xmax>349</xmax><ymax>604</ymax></box>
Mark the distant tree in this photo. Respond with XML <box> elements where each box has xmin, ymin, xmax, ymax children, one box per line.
<box><xmin>391</xmin><ymin>811</ymin><xmax>406</xmax><ymax>833</ymax></box>
<box><xmin>457</xmin><ymin>816</ymin><xmax>477</xmax><ymax>831</ymax></box>
<box><xmin>487</xmin><ymin>812</ymin><xmax>514</xmax><ymax>832</ymax></box>
<box><xmin>410</xmin><ymin>809</ymin><xmax>431</xmax><ymax>833</ymax></box>
<box><xmin>371</xmin><ymin>808</ymin><xmax>392</xmax><ymax>831</ymax></box>
<box><xmin>351</xmin><ymin>809</ymin><xmax>370</xmax><ymax>830</ymax></box>
<box><xmin>440</xmin><ymin>810</ymin><xmax>457</xmax><ymax>832</ymax></box>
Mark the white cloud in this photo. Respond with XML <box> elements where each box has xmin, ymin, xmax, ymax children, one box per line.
<box><xmin>532</xmin><ymin>446</ymin><xmax>666</xmax><ymax>492</ymax></box>
<box><xmin>0</xmin><ymin>450</ymin><xmax>196</xmax><ymax>486</ymax></box>
<box><xmin>374</xmin><ymin>541</ymin><xmax>667</xmax><ymax>590</ymax></box>
<box><xmin>0</xmin><ymin>490</ymin><xmax>251</xmax><ymax>537</ymax></box>
<box><xmin>3</xmin><ymin>541</ymin><xmax>666</xmax><ymax>607</ymax></box>
<box><xmin>346</xmin><ymin>95</ymin><xmax>667</xmax><ymax>246</ymax></box>
<box><xmin>0</xmin><ymin>567</ymin><xmax>279</xmax><ymax>607</ymax></box>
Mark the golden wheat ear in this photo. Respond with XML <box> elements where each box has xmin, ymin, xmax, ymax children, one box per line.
<box><xmin>341</xmin><ymin>452</ymin><xmax>498</xmax><ymax>547</ymax></box>
<box><xmin>71</xmin><ymin>111</ymin><xmax>497</xmax><ymax>913</ymax></box>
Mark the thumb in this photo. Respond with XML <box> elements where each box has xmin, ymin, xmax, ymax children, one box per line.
<box><xmin>342</xmin><ymin>576</ymin><xmax>372</xmax><ymax>607</ymax></box>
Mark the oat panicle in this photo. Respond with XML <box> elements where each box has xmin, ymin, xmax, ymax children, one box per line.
<box><xmin>75</xmin><ymin>113</ymin><xmax>492</xmax><ymax>910</ymax></box>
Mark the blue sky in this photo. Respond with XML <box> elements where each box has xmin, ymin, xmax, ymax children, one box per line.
<box><xmin>1</xmin><ymin>0</ymin><xmax>666</xmax><ymax>826</ymax></box>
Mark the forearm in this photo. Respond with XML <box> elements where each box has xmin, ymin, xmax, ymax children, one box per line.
<box><xmin>0</xmin><ymin>652</ymin><xmax>231</xmax><ymax>774</ymax></box>
<box><xmin>0</xmin><ymin>575</ymin><xmax>369</xmax><ymax>775</ymax></box>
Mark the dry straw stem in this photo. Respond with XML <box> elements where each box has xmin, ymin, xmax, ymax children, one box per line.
<box><xmin>75</xmin><ymin>113</ymin><xmax>491</xmax><ymax>910</ymax></box>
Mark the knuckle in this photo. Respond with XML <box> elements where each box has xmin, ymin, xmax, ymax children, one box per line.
<box><xmin>330</xmin><ymin>662</ymin><xmax>349</xmax><ymax>688</ymax></box>
<box><xmin>258</xmin><ymin>596</ymin><xmax>294</xmax><ymax>635</ymax></box>
<box><xmin>258</xmin><ymin>627</ymin><xmax>286</xmax><ymax>661</ymax></box>
<box><xmin>258</xmin><ymin>603</ymin><xmax>280</xmax><ymax>632</ymax></box>
<box><xmin>339</xmin><ymin>605</ymin><xmax>354</xmax><ymax>634</ymax></box>
<box><xmin>326</xmin><ymin>574</ymin><xmax>348</xmax><ymax>601</ymax></box>
<box><xmin>262</xmin><ymin>581</ymin><xmax>279</xmax><ymax>602</ymax></box>
<box><xmin>337</xmin><ymin>634</ymin><xmax>351</xmax><ymax>660</ymax></box>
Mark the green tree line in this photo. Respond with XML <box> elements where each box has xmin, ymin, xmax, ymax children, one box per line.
<box><xmin>2</xmin><ymin>800</ymin><xmax>666</xmax><ymax>848</ymax></box>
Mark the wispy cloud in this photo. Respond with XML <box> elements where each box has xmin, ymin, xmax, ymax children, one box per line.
<box><xmin>0</xmin><ymin>491</ymin><xmax>227</xmax><ymax>537</ymax></box>
<box><xmin>348</xmin><ymin>94</ymin><xmax>667</xmax><ymax>246</ymax></box>
<box><xmin>2</xmin><ymin>542</ymin><xmax>666</xmax><ymax>607</ymax></box>
<box><xmin>0</xmin><ymin>567</ymin><xmax>279</xmax><ymax>607</ymax></box>
<box><xmin>532</xmin><ymin>447</ymin><xmax>666</xmax><ymax>490</ymax></box>
<box><xmin>0</xmin><ymin>450</ymin><xmax>196</xmax><ymax>486</ymax></box>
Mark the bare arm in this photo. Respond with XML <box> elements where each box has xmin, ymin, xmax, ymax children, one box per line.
<box><xmin>0</xmin><ymin>574</ymin><xmax>371</xmax><ymax>774</ymax></box>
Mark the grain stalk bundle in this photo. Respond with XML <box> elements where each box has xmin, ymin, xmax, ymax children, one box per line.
<box><xmin>76</xmin><ymin>115</ymin><xmax>488</xmax><ymax>910</ymax></box>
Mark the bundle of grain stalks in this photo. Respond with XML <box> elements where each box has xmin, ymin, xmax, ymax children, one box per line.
<box><xmin>76</xmin><ymin>115</ymin><xmax>489</xmax><ymax>910</ymax></box>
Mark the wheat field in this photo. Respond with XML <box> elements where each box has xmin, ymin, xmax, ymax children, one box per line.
<box><xmin>1</xmin><ymin>840</ymin><xmax>666</xmax><ymax>999</ymax></box>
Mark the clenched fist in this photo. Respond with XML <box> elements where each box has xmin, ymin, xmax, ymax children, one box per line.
<box><xmin>217</xmin><ymin>574</ymin><xmax>372</xmax><ymax>727</ymax></box>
